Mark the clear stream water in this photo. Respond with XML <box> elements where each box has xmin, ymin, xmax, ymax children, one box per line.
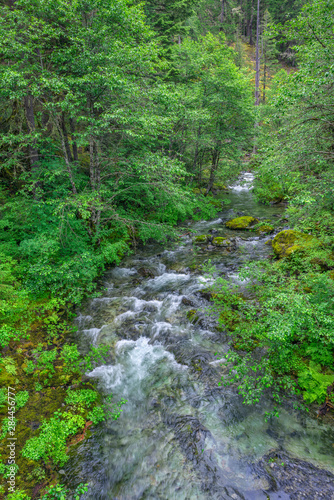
<box><xmin>64</xmin><ymin>174</ymin><xmax>334</xmax><ymax>500</ymax></box>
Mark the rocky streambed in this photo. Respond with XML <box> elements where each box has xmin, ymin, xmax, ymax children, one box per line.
<box><xmin>63</xmin><ymin>173</ymin><xmax>334</xmax><ymax>500</ymax></box>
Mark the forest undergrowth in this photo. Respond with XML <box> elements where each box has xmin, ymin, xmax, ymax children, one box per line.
<box><xmin>1</xmin><ymin>0</ymin><xmax>334</xmax><ymax>497</ymax></box>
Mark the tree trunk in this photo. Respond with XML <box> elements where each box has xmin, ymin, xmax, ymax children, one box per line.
<box><xmin>248</xmin><ymin>0</ymin><xmax>254</xmax><ymax>45</ymax></box>
<box><xmin>206</xmin><ymin>149</ymin><xmax>219</xmax><ymax>195</ymax></box>
<box><xmin>198</xmin><ymin>150</ymin><xmax>205</xmax><ymax>188</ymax></box>
<box><xmin>69</xmin><ymin>118</ymin><xmax>79</xmax><ymax>162</ymax></box>
<box><xmin>61</xmin><ymin>113</ymin><xmax>73</xmax><ymax>163</ymax></box>
<box><xmin>240</xmin><ymin>0</ymin><xmax>244</xmax><ymax>34</ymax></box>
<box><xmin>193</xmin><ymin>125</ymin><xmax>202</xmax><ymax>178</ymax></box>
<box><xmin>89</xmin><ymin>136</ymin><xmax>96</xmax><ymax>191</ymax></box>
<box><xmin>255</xmin><ymin>0</ymin><xmax>260</xmax><ymax>105</ymax></box>
<box><xmin>219</xmin><ymin>0</ymin><xmax>225</xmax><ymax>30</ymax></box>
<box><xmin>53</xmin><ymin>113</ymin><xmax>77</xmax><ymax>194</ymax></box>
<box><xmin>24</xmin><ymin>94</ymin><xmax>39</xmax><ymax>170</ymax></box>
<box><xmin>263</xmin><ymin>55</ymin><xmax>267</xmax><ymax>103</ymax></box>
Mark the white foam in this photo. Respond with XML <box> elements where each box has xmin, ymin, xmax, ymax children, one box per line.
<box><xmin>82</xmin><ymin>327</ymin><xmax>102</xmax><ymax>344</ymax></box>
<box><xmin>75</xmin><ymin>314</ymin><xmax>93</xmax><ymax>327</ymax></box>
<box><xmin>110</xmin><ymin>267</ymin><xmax>137</xmax><ymax>279</ymax></box>
<box><xmin>88</xmin><ymin>363</ymin><xmax>124</xmax><ymax>389</ymax></box>
<box><xmin>151</xmin><ymin>322</ymin><xmax>173</xmax><ymax>339</ymax></box>
<box><xmin>88</xmin><ymin>337</ymin><xmax>186</xmax><ymax>392</ymax></box>
<box><xmin>228</xmin><ymin>172</ymin><xmax>254</xmax><ymax>191</ymax></box>
<box><xmin>209</xmin><ymin>358</ymin><xmax>227</xmax><ymax>366</ymax></box>
<box><xmin>145</xmin><ymin>273</ymin><xmax>190</xmax><ymax>292</ymax></box>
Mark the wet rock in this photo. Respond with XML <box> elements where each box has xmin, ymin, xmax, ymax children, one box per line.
<box><xmin>193</xmin><ymin>235</ymin><xmax>210</xmax><ymax>245</ymax></box>
<box><xmin>252</xmin><ymin>451</ymin><xmax>334</xmax><ymax>499</ymax></box>
<box><xmin>272</xmin><ymin>230</ymin><xmax>315</xmax><ymax>258</ymax></box>
<box><xmin>149</xmin><ymin>398</ymin><xmax>160</xmax><ymax>408</ymax></box>
<box><xmin>197</xmin><ymin>289</ymin><xmax>214</xmax><ymax>301</ymax></box>
<box><xmin>181</xmin><ymin>296</ymin><xmax>197</xmax><ymax>307</ymax></box>
<box><xmin>213</xmin><ymin>237</ymin><xmax>232</xmax><ymax>247</ymax></box>
<box><xmin>225</xmin><ymin>216</ymin><xmax>259</xmax><ymax>230</ymax></box>
<box><xmin>223</xmin><ymin>485</ymin><xmax>246</xmax><ymax>499</ymax></box>
<box><xmin>137</xmin><ymin>267</ymin><xmax>156</xmax><ymax>278</ymax></box>
<box><xmin>256</xmin><ymin>224</ymin><xmax>274</xmax><ymax>235</ymax></box>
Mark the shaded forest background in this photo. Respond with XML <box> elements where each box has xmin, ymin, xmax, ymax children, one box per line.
<box><xmin>1</xmin><ymin>0</ymin><xmax>334</xmax><ymax>497</ymax></box>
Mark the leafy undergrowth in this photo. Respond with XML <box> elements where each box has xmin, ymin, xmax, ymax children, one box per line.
<box><xmin>0</xmin><ymin>279</ymin><xmax>127</xmax><ymax>498</ymax></box>
<box><xmin>205</xmin><ymin>235</ymin><xmax>334</xmax><ymax>419</ymax></box>
<box><xmin>0</xmin><ymin>185</ymin><xmax>218</xmax><ymax>498</ymax></box>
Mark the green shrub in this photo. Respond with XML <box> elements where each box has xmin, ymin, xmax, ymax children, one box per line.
<box><xmin>21</xmin><ymin>411</ymin><xmax>85</xmax><ymax>466</ymax></box>
<box><xmin>16</xmin><ymin>391</ymin><xmax>29</xmax><ymax>410</ymax></box>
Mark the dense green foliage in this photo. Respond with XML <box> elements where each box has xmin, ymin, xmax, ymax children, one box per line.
<box><xmin>208</xmin><ymin>0</ymin><xmax>334</xmax><ymax>417</ymax></box>
<box><xmin>0</xmin><ymin>0</ymin><xmax>255</xmax><ymax>497</ymax></box>
<box><xmin>1</xmin><ymin>0</ymin><xmax>332</xmax><ymax>496</ymax></box>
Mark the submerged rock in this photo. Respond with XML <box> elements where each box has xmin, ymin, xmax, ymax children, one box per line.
<box><xmin>271</xmin><ymin>229</ymin><xmax>314</xmax><ymax>258</ymax></box>
<box><xmin>212</xmin><ymin>237</ymin><xmax>231</xmax><ymax>247</ymax></box>
<box><xmin>193</xmin><ymin>235</ymin><xmax>210</xmax><ymax>245</ymax></box>
<box><xmin>252</xmin><ymin>450</ymin><xmax>334</xmax><ymax>499</ymax></box>
<box><xmin>225</xmin><ymin>216</ymin><xmax>259</xmax><ymax>229</ymax></box>
<box><xmin>137</xmin><ymin>267</ymin><xmax>156</xmax><ymax>278</ymax></box>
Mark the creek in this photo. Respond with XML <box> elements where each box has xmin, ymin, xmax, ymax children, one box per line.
<box><xmin>64</xmin><ymin>173</ymin><xmax>334</xmax><ymax>500</ymax></box>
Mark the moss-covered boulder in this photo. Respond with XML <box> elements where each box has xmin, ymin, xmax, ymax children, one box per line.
<box><xmin>192</xmin><ymin>188</ymin><xmax>206</xmax><ymax>195</ymax></box>
<box><xmin>256</xmin><ymin>224</ymin><xmax>274</xmax><ymax>235</ymax></box>
<box><xmin>225</xmin><ymin>216</ymin><xmax>259</xmax><ymax>230</ymax></box>
<box><xmin>193</xmin><ymin>235</ymin><xmax>209</xmax><ymax>245</ymax></box>
<box><xmin>272</xmin><ymin>230</ymin><xmax>314</xmax><ymax>258</ymax></box>
<box><xmin>212</xmin><ymin>237</ymin><xmax>231</xmax><ymax>247</ymax></box>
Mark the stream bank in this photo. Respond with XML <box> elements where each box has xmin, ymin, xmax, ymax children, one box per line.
<box><xmin>65</xmin><ymin>173</ymin><xmax>334</xmax><ymax>500</ymax></box>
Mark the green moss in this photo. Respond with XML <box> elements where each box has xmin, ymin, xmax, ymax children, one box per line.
<box><xmin>193</xmin><ymin>235</ymin><xmax>209</xmax><ymax>245</ymax></box>
<box><xmin>256</xmin><ymin>224</ymin><xmax>274</xmax><ymax>235</ymax></box>
<box><xmin>212</xmin><ymin>182</ymin><xmax>228</xmax><ymax>191</ymax></box>
<box><xmin>272</xmin><ymin>230</ymin><xmax>314</xmax><ymax>258</ymax></box>
<box><xmin>225</xmin><ymin>216</ymin><xmax>259</xmax><ymax>229</ymax></box>
<box><xmin>187</xmin><ymin>310</ymin><xmax>199</xmax><ymax>323</ymax></box>
<box><xmin>212</xmin><ymin>237</ymin><xmax>231</xmax><ymax>247</ymax></box>
<box><xmin>192</xmin><ymin>188</ymin><xmax>206</xmax><ymax>195</ymax></box>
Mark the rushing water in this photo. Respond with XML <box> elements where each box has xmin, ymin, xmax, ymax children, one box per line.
<box><xmin>65</xmin><ymin>173</ymin><xmax>334</xmax><ymax>500</ymax></box>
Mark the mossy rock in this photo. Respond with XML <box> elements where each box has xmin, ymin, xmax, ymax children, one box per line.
<box><xmin>212</xmin><ymin>237</ymin><xmax>231</xmax><ymax>247</ymax></box>
<box><xmin>272</xmin><ymin>230</ymin><xmax>314</xmax><ymax>258</ymax></box>
<box><xmin>192</xmin><ymin>188</ymin><xmax>206</xmax><ymax>195</ymax></box>
<box><xmin>225</xmin><ymin>216</ymin><xmax>259</xmax><ymax>230</ymax></box>
<box><xmin>187</xmin><ymin>310</ymin><xmax>199</xmax><ymax>323</ymax></box>
<box><xmin>193</xmin><ymin>235</ymin><xmax>209</xmax><ymax>245</ymax></box>
<box><xmin>213</xmin><ymin>182</ymin><xmax>228</xmax><ymax>191</ymax></box>
<box><xmin>256</xmin><ymin>224</ymin><xmax>274</xmax><ymax>235</ymax></box>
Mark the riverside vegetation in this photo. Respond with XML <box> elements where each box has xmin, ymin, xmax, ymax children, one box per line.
<box><xmin>0</xmin><ymin>0</ymin><xmax>334</xmax><ymax>497</ymax></box>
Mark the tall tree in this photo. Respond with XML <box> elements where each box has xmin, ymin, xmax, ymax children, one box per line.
<box><xmin>255</xmin><ymin>0</ymin><xmax>261</xmax><ymax>105</ymax></box>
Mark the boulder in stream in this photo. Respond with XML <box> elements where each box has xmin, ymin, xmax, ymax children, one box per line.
<box><xmin>225</xmin><ymin>216</ymin><xmax>259</xmax><ymax>229</ymax></box>
<box><xmin>212</xmin><ymin>237</ymin><xmax>231</xmax><ymax>247</ymax></box>
<box><xmin>193</xmin><ymin>235</ymin><xmax>210</xmax><ymax>245</ymax></box>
